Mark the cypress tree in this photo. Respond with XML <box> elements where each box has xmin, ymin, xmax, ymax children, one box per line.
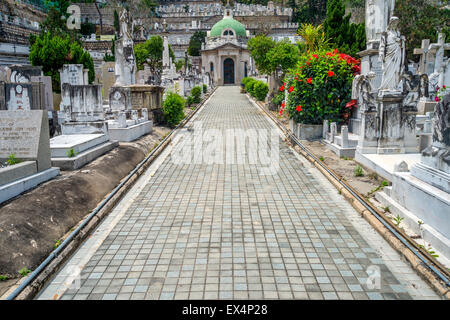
<box><xmin>323</xmin><ymin>0</ymin><xmax>365</xmax><ymax>56</ymax></box>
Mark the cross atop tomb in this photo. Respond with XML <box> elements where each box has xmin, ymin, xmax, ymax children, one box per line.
<box><xmin>428</xmin><ymin>33</ymin><xmax>450</xmax><ymax>74</ymax></box>
<box><xmin>413</xmin><ymin>39</ymin><xmax>431</xmax><ymax>74</ymax></box>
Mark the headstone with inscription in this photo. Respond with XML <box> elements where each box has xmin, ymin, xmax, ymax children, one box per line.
<box><xmin>0</xmin><ymin>110</ymin><xmax>51</xmax><ymax>171</ymax></box>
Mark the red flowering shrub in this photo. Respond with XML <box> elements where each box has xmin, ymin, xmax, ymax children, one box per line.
<box><xmin>285</xmin><ymin>49</ymin><xmax>360</xmax><ymax>124</ymax></box>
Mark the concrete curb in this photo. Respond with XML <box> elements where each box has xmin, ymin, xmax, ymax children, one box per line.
<box><xmin>5</xmin><ymin>87</ymin><xmax>217</xmax><ymax>300</ymax></box>
<box><xmin>249</xmin><ymin>96</ymin><xmax>450</xmax><ymax>300</ymax></box>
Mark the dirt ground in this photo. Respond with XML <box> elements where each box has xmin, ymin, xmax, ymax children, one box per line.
<box><xmin>0</xmin><ymin>126</ymin><xmax>170</xmax><ymax>295</ymax></box>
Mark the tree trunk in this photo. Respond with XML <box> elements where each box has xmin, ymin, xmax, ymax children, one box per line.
<box><xmin>94</xmin><ymin>1</ymin><xmax>103</xmax><ymax>35</ymax></box>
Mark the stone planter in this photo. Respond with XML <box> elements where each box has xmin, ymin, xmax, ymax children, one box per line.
<box><xmin>294</xmin><ymin>123</ymin><xmax>323</xmax><ymax>140</ymax></box>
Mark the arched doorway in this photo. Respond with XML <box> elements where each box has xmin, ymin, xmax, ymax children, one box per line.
<box><xmin>223</xmin><ymin>58</ymin><xmax>235</xmax><ymax>85</ymax></box>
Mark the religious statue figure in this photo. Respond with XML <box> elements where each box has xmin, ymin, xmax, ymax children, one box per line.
<box><xmin>379</xmin><ymin>16</ymin><xmax>406</xmax><ymax>93</ymax></box>
<box><xmin>352</xmin><ymin>72</ymin><xmax>377</xmax><ymax>112</ymax></box>
<box><xmin>114</xmin><ymin>9</ymin><xmax>136</xmax><ymax>86</ymax></box>
<box><xmin>401</xmin><ymin>71</ymin><xmax>429</xmax><ymax>110</ymax></box>
<box><xmin>119</xmin><ymin>9</ymin><xmax>131</xmax><ymax>41</ymax></box>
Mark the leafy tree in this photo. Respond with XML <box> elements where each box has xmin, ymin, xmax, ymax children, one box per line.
<box><xmin>134</xmin><ymin>36</ymin><xmax>175</xmax><ymax>73</ymax></box>
<box><xmin>266</xmin><ymin>39</ymin><xmax>300</xmax><ymax>83</ymax></box>
<box><xmin>296</xmin><ymin>0</ymin><xmax>328</xmax><ymax>25</ymax></box>
<box><xmin>114</xmin><ymin>9</ymin><xmax>120</xmax><ymax>33</ymax></box>
<box><xmin>249</xmin><ymin>36</ymin><xmax>299</xmax><ymax>90</ymax></box>
<box><xmin>187</xmin><ymin>31</ymin><xmax>207</xmax><ymax>56</ymax></box>
<box><xmin>395</xmin><ymin>0</ymin><xmax>450</xmax><ymax>61</ymax></box>
<box><xmin>248</xmin><ymin>35</ymin><xmax>276</xmax><ymax>75</ymax></box>
<box><xmin>29</xmin><ymin>34</ymin><xmax>95</xmax><ymax>92</ymax></box>
<box><xmin>323</xmin><ymin>0</ymin><xmax>365</xmax><ymax>56</ymax></box>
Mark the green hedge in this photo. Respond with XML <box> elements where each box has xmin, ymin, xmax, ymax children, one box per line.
<box><xmin>191</xmin><ymin>86</ymin><xmax>202</xmax><ymax>104</ymax></box>
<box><xmin>163</xmin><ymin>92</ymin><xmax>185</xmax><ymax>127</ymax></box>
<box><xmin>243</xmin><ymin>78</ymin><xmax>269</xmax><ymax>102</ymax></box>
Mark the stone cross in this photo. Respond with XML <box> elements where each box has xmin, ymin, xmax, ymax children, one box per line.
<box><xmin>428</xmin><ymin>33</ymin><xmax>450</xmax><ymax>92</ymax></box>
<box><xmin>413</xmin><ymin>39</ymin><xmax>431</xmax><ymax>75</ymax></box>
<box><xmin>428</xmin><ymin>33</ymin><xmax>450</xmax><ymax>74</ymax></box>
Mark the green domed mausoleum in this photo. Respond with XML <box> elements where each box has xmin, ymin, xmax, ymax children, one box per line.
<box><xmin>201</xmin><ymin>4</ymin><xmax>252</xmax><ymax>86</ymax></box>
<box><xmin>210</xmin><ymin>18</ymin><xmax>247</xmax><ymax>37</ymax></box>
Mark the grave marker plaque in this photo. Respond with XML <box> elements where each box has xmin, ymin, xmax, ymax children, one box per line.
<box><xmin>0</xmin><ymin>110</ymin><xmax>51</xmax><ymax>171</ymax></box>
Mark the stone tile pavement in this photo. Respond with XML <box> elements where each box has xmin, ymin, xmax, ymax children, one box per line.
<box><xmin>37</xmin><ymin>86</ymin><xmax>440</xmax><ymax>300</ymax></box>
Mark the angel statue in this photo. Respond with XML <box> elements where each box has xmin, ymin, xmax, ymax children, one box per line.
<box><xmin>401</xmin><ymin>71</ymin><xmax>429</xmax><ymax>110</ymax></box>
<box><xmin>352</xmin><ymin>72</ymin><xmax>377</xmax><ymax>112</ymax></box>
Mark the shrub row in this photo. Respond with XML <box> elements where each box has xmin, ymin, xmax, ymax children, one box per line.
<box><xmin>242</xmin><ymin>77</ymin><xmax>269</xmax><ymax>102</ymax></box>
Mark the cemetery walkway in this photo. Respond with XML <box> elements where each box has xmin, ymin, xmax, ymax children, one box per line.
<box><xmin>37</xmin><ymin>86</ymin><xmax>438</xmax><ymax>300</ymax></box>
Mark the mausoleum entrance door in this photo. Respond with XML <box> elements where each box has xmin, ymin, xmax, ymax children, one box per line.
<box><xmin>223</xmin><ymin>58</ymin><xmax>235</xmax><ymax>85</ymax></box>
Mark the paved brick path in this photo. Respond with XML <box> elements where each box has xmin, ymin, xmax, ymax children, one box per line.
<box><xmin>37</xmin><ymin>86</ymin><xmax>438</xmax><ymax>300</ymax></box>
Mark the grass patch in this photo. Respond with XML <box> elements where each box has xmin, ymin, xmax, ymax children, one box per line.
<box><xmin>18</xmin><ymin>268</ymin><xmax>31</xmax><ymax>277</ymax></box>
<box><xmin>354</xmin><ymin>165</ymin><xmax>364</xmax><ymax>177</ymax></box>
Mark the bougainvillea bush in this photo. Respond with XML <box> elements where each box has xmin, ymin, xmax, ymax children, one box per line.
<box><xmin>282</xmin><ymin>49</ymin><xmax>360</xmax><ymax>124</ymax></box>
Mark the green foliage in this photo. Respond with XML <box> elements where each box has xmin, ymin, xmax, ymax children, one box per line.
<box><xmin>66</xmin><ymin>148</ymin><xmax>77</xmax><ymax>158</ymax></box>
<box><xmin>248</xmin><ymin>35</ymin><xmax>276</xmax><ymax>75</ymax></box>
<box><xmin>114</xmin><ymin>9</ymin><xmax>120</xmax><ymax>33</ymax></box>
<box><xmin>54</xmin><ymin>239</ymin><xmax>61</xmax><ymax>249</ymax></box>
<box><xmin>244</xmin><ymin>78</ymin><xmax>257</xmax><ymax>95</ymax></box>
<box><xmin>7</xmin><ymin>154</ymin><xmax>21</xmax><ymax>165</ymax></box>
<box><xmin>0</xmin><ymin>275</ymin><xmax>8</xmax><ymax>281</ymax></box>
<box><xmin>252</xmin><ymin>81</ymin><xmax>269</xmax><ymax>101</ymax></box>
<box><xmin>266</xmin><ymin>39</ymin><xmax>300</xmax><ymax>75</ymax></box>
<box><xmin>185</xmin><ymin>95</ymin><xmax>194</xmax><ymax>108</ymax></box>
<box><xmin>297</xmin><ymin>24</ymin><xmax>330</xmax><ymax>53</ymax></box>
<box><xmin>393</xmin><ymin>215</ymin><xmax>404</xmax><ymax>227</ymax></box>
<box><xmin>354</xmin><ymin>165</ymin><xmax>364</xmax><ymax>177</ymax></box>
<box><xmin>163</xmin><ymin>92</ymin><xmax>185</xmax><ymax>127</ymax></box>
<box><xmin>319</xmin><ymin>156</ymin><xmax>325</xmax><ymax>161</ymax></box>
<box><xmin>175</xmin><ymin>60</ymin><xmax>184</xmax><ymax>72</ymax></box>
<box><xmin>134</xmin><ymin>36</ymin><xmax>176</xmax><ymax>73</ymax></box>
<box><xmin>249</xmin><ymin>36</ymin><xmax>299</xmax><ymax>77</ymax></box>
<box><xmin>323</xmin><ymin>0</ymin><xmax>366</xmax><ymax>56</ymax></box>
<box><xmin>244</xmin><ymin>78</ymin><xmax>269</xmax><ymax>101</ymax></box>
<box><xmin>203</xmin><ymin>84</ymin><xmax>207</xmax><ymax>94</ymax></box>
<box><xmin>395</xmin><ymin>0</ymin><xmax>450</xmax><ymax>61</ymax></box>
<box><xmin>294</xmin><ymin>0</ymin><xmax>328</xmax><ymax>25</ymax></box>
<box><xmin>103</xmin><ymin>38</ymin><xmax>115</xmax><ymax>62</ymax></box>
<box><xmin>188</xmin><ymin>31</ymin><xmax>207</xmax><ymax>56</ymax></box>
<box><xmin>29</xmin><ymin>34</ymin><xmax>95</xmax><ymax>92</ymax></box>
<box><xmin>80</xmin><ymin>22</ymin><xmax>95</xmax><ymax>36</ymax></box>
<box><xmin>191</xmin><ymin>86</ymin><xmax>202</xmax><ymax>104</ymax></box>
<box><xmin>270</xmin><ymin>91</ymin><xmax>285</xmax><ymax>109</ymax></box>
<box><xmin>19</xmin><ymin>268</ymin><xmax>31</xmax><ymax>277</ymax></box>
<box><xmin>284</xmin><ymin>50</ymin><xmax>359</xmax><ymax>124</ymax></box>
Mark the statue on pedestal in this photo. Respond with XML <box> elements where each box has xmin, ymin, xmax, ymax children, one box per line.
<box><xmin>379</xmin><ymin>17</ymin><xmax>406</xmax><ymax>94</ymax></box>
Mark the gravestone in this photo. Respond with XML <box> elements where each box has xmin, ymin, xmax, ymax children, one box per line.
<box><xmin>101</xmin><ymin>61</ymin><xmax>116</xmax><ymax>103</ymax></box>
<box><xmin>0</xmin><ymin>110</ymin><xmax>51</xmax><ymax>171</ymax></box>
<box><xmin>0</xmin><ymin>82</ymin><xmax>45</xmax><ymax>111</ymax></box>
<box><xmin>30</xmin><ymin>76</ymin><xmax>53</xmax><ymax>111</ymax></box>
<box><xmin>60</xmin><ymin>64</ymin><xmax>86</xmax><ymax>87</ymax></box>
